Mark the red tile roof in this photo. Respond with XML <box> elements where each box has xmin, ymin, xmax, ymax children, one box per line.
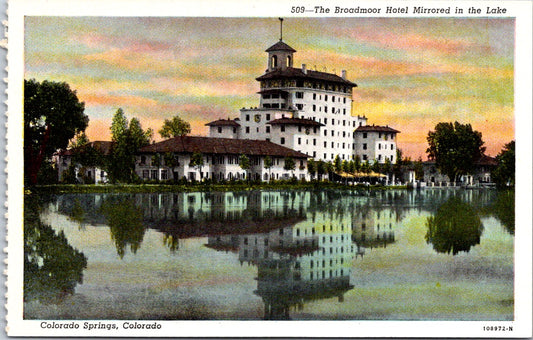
<box><xmin>205</xmin><ymin>119</ymin><xmax>240</xmax><ymax>127</ymax></box>
<box><xmin>354</xmin><ymin>125</ymin><xmax>400</xmax><ymax>133</ymax></box>
<box><xmin>256</xmin><ymin>67</ymin><xmax>357</xmax><ymax>87</ymax></box>
<box><xmin>268</xmin><ymin>117</ymin><xmax>324</xmax><ymax>127</ymax></box>
<box><xmin>139</xmin><ymin>136</ymin><xmax>309</xmax><ymax>158</ymax></box>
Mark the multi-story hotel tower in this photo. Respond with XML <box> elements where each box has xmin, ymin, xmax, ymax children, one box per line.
<box><xmin>207</xmin><ymin>20</ymin><xmax>399</xmax><ymax>164</ymax></box>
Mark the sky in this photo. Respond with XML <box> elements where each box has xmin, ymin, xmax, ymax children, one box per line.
<box><xmin>24</xmin><ymin>17</ymin><xmax>515</xmax><ymax>159</ymax></box>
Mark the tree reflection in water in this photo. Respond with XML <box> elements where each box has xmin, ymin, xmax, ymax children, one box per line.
<box><xmin>491</xmin><ymin>190</ymin><xmax>514</xmax><ymax>235</ymax></box>
<box><xmin>425</xmin><ymin>197</ymin><xmax>483</xmax><ymax>255</ymax></box>
<box><xmin>100</xmin><ymin>196</ymin><xmax>146</xmax><ymax>259</ymax></box>
<box><xmin>24</xmin><ymin>194</ymin><xmax>87</xmax><ymax>303</ymax></box>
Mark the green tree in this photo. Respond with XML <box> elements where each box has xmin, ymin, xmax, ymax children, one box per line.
<box><xmin>190</xmin><ymin>152</ymin><xmax>205</xmax><ymax>179</ymax></box>
<box><xmin>264</xmin><ymin>156</ymin><xmax>273</xmax><ymax>181</ymax></box>
<box><xmin>425</xmin><ymin>197</ymin><xmax>483</xmax><ymax>255</ymax></box>
<box><xmin>284</xmin><ymin>157</ymin><xmax>296</xmax><ymax>178</ymax></box>
<box><xmin>164</xmin><ymin>152</ymin><xmax>179</xmax><ymax>168</ymax></box>
<box><xmin>492</xmin><ymin>140</ymin><xmax>515</xmax><ymax>188</ymax></box>
<box><xmin>426</xmin><ymin>121</ymin><xmax>485</xmax><ymax>183</ymax></box>
<box><xmin>382</xmin><ymin>158</ymin><xmax>392</xmax><ymax>174</ymax></box>
<box><xmin>371</xmin><ymin>160</ymin><xmax>382</xmax><ymax>173</ymax></box>
<box><xmin>307</xmin><ymin>159</ymin><xmax>316</xmax><ymax>179</ymax></box>
<box><xmin>316</xmin><ymin>160</ymin><xmax>326</xmax><ymax>180</ymax></box>
<box><xmin>361</xmin><ymin>160</ymin><xmax>371</xmax><ymax>173</ymax></box>
<box><xmin>24</xmin><ymin>79</ymin><xmax>88</xmax><ymax>185</ymax></box>
<box><xmin>413</xmin><ymin>157</ymin><xmax>424</xmax><ymax>180</ymax></box>
<box><xmin>239</xmin><ymin>154</ymin><xmax>251</xmax><ymax>180</ymax></box>
<box><xmin>159</xmin><ymin>115</ymin><xmax>191</xmax><ymax>138</ymax></box>
<box><xmin>108</xmin><ymin>109</ymin><xmax>152</xmax><ymax>183</ymax></box>
<box><xmin>341</xmin><ymin>160</ymin><xmax>349</xmax><ymax>173</ymax></box>
<box><xmin>69</xmin><ymin>131</ymin><xmax>90</xmax><ymax>149</ymax></box>
<box><xmin>354</xmin><ymin>155</ymin><xmax>361</xmax><ymax>172</ymax></box>
<box><xmin>333</xmin><ymin>155</ymin><xmax>342</xmax><ymax>173</ymax></box>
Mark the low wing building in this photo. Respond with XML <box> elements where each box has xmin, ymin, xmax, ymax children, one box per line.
<box><xmin>136</xmin><ymin>135</ymin><xmax>309</xmax><ymax>182</ymax></box>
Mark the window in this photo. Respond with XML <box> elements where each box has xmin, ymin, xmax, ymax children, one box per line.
<box><xmin>324</xmin><ymin>129</ymin><xmax>327</xmax><ymax>136</ymax></box>
<box><xmin>246</xmin><ymin>114</ymin><xmax>250</xmax><ymax>121</ymax></box>
<box><xmin>280</xmin><ymin>137</ymin><xmax>285</xmax><ymax>145</ymax></box>
<box><xmin>324</xmin><ymin>141</ymin><xmax>327</xmax><ymax>147</ymax></box>
<box><xmin>218</xmin><ymin>127</ymin><xmax>222</xmax><ymax>133</ymax></box>
<box><xmin>343</xmin><ymin>98</ymin><xmax>346</xmax><ymax>103</ymax></box>
<box><xmin>298</xmin><ymin>126</ymin><xmax>302</xmax><ymax>132</ymax></box>
<box><xmin>324</xmin><ymin>118</ymin><xmax>327</xmax><ymax>124</ymax></box>
<box><xmin>151</xmin><ymin>170</ymin><xmax>158</xmax><ymax>180</ymax></box>
<box><xmin>295</xmin><ymin>92</ymin><xmax>304</xmax><ymax>98</ymax></box>
<box><xmin>313</xmin><ymin>139</ymin><xmax>316</xmax><ymax>145</ymax></box>
<box><xmin>332</xmin><ymin>119</ymin><xmax>335</xmax><ymax>125</ymax></box>
<box><xmin>313</xmin><ymin>93</ymin><xmax>316</xmax><ymax>100</ymax></box>
<box><xmin>266</xmin><ymin>126</ymin><xmax>270</xmax><ymax>133</ymax></box>
<box><xmin>140</xmin><ymin>155</ymin><xmax>146</xmax><ymax>165</ymax></box>
<box><xmin>331</xmin><ymin>142</ymin><xmax>334</xmax><ymax>148</ymax></box>
<box><xmin>281</xmin><ymin>125</ymin><xmax>285</xmax><ymax>132</ymax></box>
<box><xmin>363</xmin><ymin>143</ymin><xmax>367</xmax><ymax>150</ymax></box>
<box><xmin>391</xmin><ymin>144</ymin><xmax>394</xmax><ymax>150</ymax></box>
<box><xmin>298</xmin><ymin>137</ymin><xmax>301</xmax><ymax>145</ymax></box>
<box><xmin>245</xmin><ymin>127</ymin><xmax>250</xmax><ymax>133</ymax></box>
<box><xmin>296</xmin><ymin>104</ymin><xmax>303</xmax><ymax>110</ymax></box>
<box><xmin>325</xmin><ymin>95</ymin><xmax>328</xmax><ymax>101</ymax></box>
<box><xmin>343</xmin><ymin>108</ymin><xmax>346</xmax><ymax>115</ymax></box>
<box><xmin>233</xmin><ymin>127</ymin><xmax>237</xmax><ymax>133</ymax></box>
<box><xmin>391</xmin><ymin>155</ymin><xmax>394</xmax><ymax>162</ymax></box>
<box><xmin>331</xmin><ymin>130</ymin><xmax>334</xmax><ymax>136</ymax></box>
<box><xmin>313</xmin><ymin>151</ymin><xmax>316</xmax><ymax>158</ymax></box>
<box><xmin>266</xmin><ymin>114</ymin><xmax>271</xmax><ymax>120</ymax></box>
<box><xmin>363</xmin><ymin>132</ymin><xmax>367</xmax><ymax>138</ymax></box>
<box><xmin>161</xmin><ymin>170</ymin><xmax>168</xmax><ymax>180</ymax></box>
<box><xmin>142</xmin><ymin>170</ymin><xmax>149</xmax><ymax>179</ymax></box>
<box><xmin>363</xmin><ymin>155</ymin><xmax>367</xmax><ymax>160</ymax></box>
<box><xmin>332</xmin><ymin>96</ymin><xmax>335</xmax><ymax>102</ymax></box>
<box><xmin>271</xmin><ymin>55</ymin><xmax>277</xmax><ymax>68</ymax></box>
<box><xmin>313</xmin><ymin>104</ymin><xmax>316</xmax><ymax>112</ymax></box>
<box><xmin>378</xmin><ymin>144</ymin><xmax>381</xmax><ymax>150</ymax></box>
<box><xmin>378</xmin><ymin>154</ymin><xmax>382</xmax><ymax>160</ymax></box>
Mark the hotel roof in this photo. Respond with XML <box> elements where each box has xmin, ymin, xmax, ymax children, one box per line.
<box><xmin>205</xmin><ymin>119</ymin><xmax>240</xmax><ymax>127</ymax></box>
<box><xmin>139</xmin><ymin>136</ymin><xmax>309</xmax><ymax>158</ymax></box>
<box><xmin>354</xmin><ymin>125</ymin><xmax>400</xmax><ymax>133</ymax></box>
<box><xmin>256</xmin><ymin>67</ymin><xmax>357</xmax><ymax>87</ymax></box>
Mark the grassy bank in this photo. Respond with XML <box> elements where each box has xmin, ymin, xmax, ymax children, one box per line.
<box><xmin>28</xmin><ymin>181</ymin><xmax>408</xmax><ymax>195</ymax></box>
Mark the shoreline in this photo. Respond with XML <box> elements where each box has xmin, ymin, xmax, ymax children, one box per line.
<box><xmin>27</xmin><ymin>181</ymin><xmax>409</xmax><ymax>194</ymax></box>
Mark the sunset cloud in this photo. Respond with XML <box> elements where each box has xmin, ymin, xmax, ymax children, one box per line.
<box><xmin>25</xmin><ymin>17</ymin><xmax>514</xmax><ymax>159</ymax></box>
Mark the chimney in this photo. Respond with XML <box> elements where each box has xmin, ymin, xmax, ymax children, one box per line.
<box><xmin>302</xmin><ymin>64</ymin><xmax>307</xmax><ymax>74</ymax></box>
<box><xmin>341</xmin><ymin>70</ymin><xmax>347</xmax><ymax>79</ymax></box>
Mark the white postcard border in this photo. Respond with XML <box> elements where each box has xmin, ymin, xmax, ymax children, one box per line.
<box><xmin>5</xmin><ymin>0</ymin><xmax>532</xmax><ymax>337</ymax></box>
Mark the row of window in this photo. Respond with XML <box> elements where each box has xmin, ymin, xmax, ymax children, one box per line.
<box><xmin>260</xmin><ymin>80</ymin><xmax>350</xmax><ymax>93</ymax></box>
<box><xmin>361</xmin><ymin>132</ymin><xmax>396</xmax><ymax>140</ymax></box>
<box><xmin>312</xmin><ymin>105</ymin><xmax>347</xmax><ymax>115</ymax></box>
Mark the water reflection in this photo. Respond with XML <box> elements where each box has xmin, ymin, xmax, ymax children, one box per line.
<box><xmin>24</xmin><ymin>194</ymin><xmax>88</xmax><ymax>303</ymax></box>
<box><xmin>100</xmin><ymin>196</ymin><xmax>146</xmax><ymax>259</ymax></box>
<box><xmin>207</xmin><ymin>213</ymin><xmax>356</xmax><ymax>319</ymax></box>
<box><xmin>425</xmin><ymin>197</ymin><xmax>483</xmax><ymax>255</ymax></box>
<box><xmin>37</xmin><ymin>188</ymin><xmax>514</xmax><ymax>319</ymax></box>
<box><xmin>490</xmin><ymin>190</ymin><xmax>514</xmax><ymax>235</ymax></box>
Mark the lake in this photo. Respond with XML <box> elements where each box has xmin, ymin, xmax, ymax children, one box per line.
<box><xmin>24</xmin><ymin>188</ymin><xmax>514</xmax><ymax>320</ymax></box>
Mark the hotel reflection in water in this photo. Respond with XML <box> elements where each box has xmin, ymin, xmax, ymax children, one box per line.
<box><xmin>52</xmin><ymin>191</ymin><xmax>400</xmax><ymax>319</ymax></box>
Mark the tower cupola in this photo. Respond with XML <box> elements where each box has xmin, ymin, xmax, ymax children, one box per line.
<box><xmin>265</xmin><ymin>18</ymin><xmax>296</xmax><ymax>72</ymax></box>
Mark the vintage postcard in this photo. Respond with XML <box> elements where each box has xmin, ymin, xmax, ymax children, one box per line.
<box><xmin>5</xmin><ymin>0</ymin><xmax>532</xmax><ymax>337</ymax></box>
